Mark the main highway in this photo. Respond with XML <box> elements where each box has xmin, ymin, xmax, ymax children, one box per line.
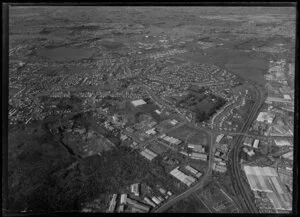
<box><xmin>228</xmin><ymin>82</ymin><xmax>265</xmax><ymax>213</ymax></box>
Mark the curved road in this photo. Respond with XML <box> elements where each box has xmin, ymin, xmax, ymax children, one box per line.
<box><xmin>153</xmin><ymin>130</ymin><xmax>215</xmax><ymax>212</ymax></box>
<box><xmin>229</xmin><ymin>82</ymin><xmax>265</xmax><ymax>213</ymax></box>
<box><xmin>142</xmin><ymin>77</ymin><xmax>267</xmax><ymax>213</ymax></box>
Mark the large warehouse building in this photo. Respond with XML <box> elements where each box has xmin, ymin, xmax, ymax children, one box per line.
<box><xmin>243</xmin><ymin>166</ymin><xmax>292</xmax><ymax>212</ymax></box>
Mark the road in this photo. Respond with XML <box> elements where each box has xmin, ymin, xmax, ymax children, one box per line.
<box><xmin>95</xmin><ymin>79</ymin><xmax>272</xmax><ymax>213</ymax></box>
<box><xmin>152</xmin><ymin>82</ymin><xmax>266</xmax><ymax>213</ymax></box>
<box><xmin>228</xmin><ymin>83</ymin><xmax>264</xmax><ymax>213</ymax></box>
<box><xmin>153</xmin><ymin>131</ymin><xmax>215</xmax><ymax>212</ymax></box>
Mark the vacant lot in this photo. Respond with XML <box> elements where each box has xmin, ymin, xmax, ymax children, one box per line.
<box><xmin>148</xmin><ymin>141</ymin><xmax>169</xmax><ymax>155</ymax></box>
<box><xmin>188</xmin><ymin>130</ymin><xmax>210</xmax><ymax>146</ymax></box>
<box><xmin>165</xmin><ymin>194</ymin><xmax>210</xmax><ymax>213</ymax></box>
<box><xmin>168</xmin><ymin>124</ymin><xmax>195</xmax><ymax>140</ymax></box>
<box><xmin>196</xmin><ymin>181</ymin><xmax>239</xmax><ymax>213</ymax></box>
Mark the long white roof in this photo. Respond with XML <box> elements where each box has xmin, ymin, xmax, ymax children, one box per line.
<box><xmin>131</xmin><ymin>99</ymin><xmax>146</xmax><ymax>106</ymax></box>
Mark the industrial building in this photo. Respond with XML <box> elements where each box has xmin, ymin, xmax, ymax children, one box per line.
<box><xmin>253</xmin><ymin>139</ymin><xmax>260</xmax><ymax>149</ymax></box>
<box><xmin>131</xmin><ymin>183</ymin><xmax>140</xmax><ymax>197</ymax></box>
<box><xmin>180</xmin><ymin>151</ymin><xmax>188</xmax><ymax>156</ymax></box>
<box><xmin>155</xmin><ymin>109</ymin><xmax>161</xmax><ymax>115</ymax></box>
<box><xmin>216</xmin><ymin>134</ymin><xmax>224</xmax><ymax>143</ymax></box>
<box><xmin>243</xmin><ymin>137</ymin><xmax>254</xmax><ymax>147</ymax></box>
<box><xmin>120</xmin><ymin>194</ymin><xmax>127</xmax><ymax>205</ymax></box>
<box><xmin>274</xmin><ymin>139</ymin><xmax>292</xmax><ymax>147</ymax></box>
<box><xmin>283</xmin><ymin>94</ymin><xmax>292</xmax><ymax>100</ymax></box>
<box><xmin>256</xmin><ymin>112</ymin><xmax>275</xmax><ymax>124</ymax></box>
<box><xmin>157</xmin><ymin>196</ymin><xmax>165</xmax><ymax>203</ymax></box>
<box><xmin>159</xmin><ymin>134</ymin><xmax>182</xmax><ymax>145</ymax></box>
<box><xmin>188</xmin><ymin>144</ymin><xmax>205</xmax><ymax>153</ymax></box>
<box><xmin>140</xmin><ymin>148</ymin><xmax>158</xmax><ymax>161</ymax></box>
<box><xmin>117</xmin><ymin>204</ymin><xmax>124</xmax><ymax>212</ymax></box>
<box><xmin>131</xmin><ymin>207</ymin><xmax>145</xmax><ymax>213</ymax></box>
<box><xmin>143</xmin><ymin>197</ymin><xmax>156</xmax><ymax>207</ymax></box>
<box><xmin>126</xmin><ymin>198</ymin><xmax>150</xmax><ymax>213</ymax></box>
<box><xmin>212</xmin><ymin>162</ymin><xmax>227</xmax><ymax>173</ymax></box>
<box><xmin>170</xmin><ymin>119</ymin><xmax>178</xmax><ymax>125</ymax></box>
<box><xmin>185</xmin><ymin>165</ymin><xmax>202</xmax><ymax>178</ymax></box>
<box><xmin>190</xmin><ymin>152</ymin><xmax>208</xmax><ymax>161</ymax></box>
<box><xmin>266</xmin><ymin>96</ymin><xmax>294</xmax><ymax>105</ymax></box>
<box><xmin>107</xmin><ymin>194</ymin><xmax>118</xmax><ymax>212</ymax></box>
<box><xmin>243</xmin><ymin>147</ymin><xmax>255</xmax><ymax>156</ymax></box>
<box><xmin>145</xmin><ymin>128</ymin><xmax>157</xmax><ymax>136</ymax></box>
<box><xmin>131</xmin><ymin>99</ymin><xmax>147</xmax><ymax>107</ymax></box>
<box><xmin>281</xmin><ymin>151</ymin><xmax>293</xmax><ymax>161</ymax></box>
<box><xmin>243</xmin><ymin>166</ymin><xmax>292</xmax><ymax>212</ymax></box>
<box><xmin>151</xmin><ymin>196</ymin><xmax>161</xmax><ymax>205</ymax></box>
<box><xmin>170</xmin><ymin>167</ymin><xmax>196</xmax><ymax>186</ymax></box>
<box><xmin>158</xmin><ymin>187</ymin><xmax>167</xmax><ymax>195</ymax></box>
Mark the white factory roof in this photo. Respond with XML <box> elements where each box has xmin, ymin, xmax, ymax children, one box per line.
<box><xmin>151</xmin><ymin>196</ymin><xmax>161</xmax><ymax>205</ymax></box>
<box><xmin>145</xmin><ymin>128</ymin><xmax>156</xmax><ymax>135</ymax></box>
<box><xmin>140</xmin><ymin>149</ymin><xmax>157</xmax><ymax>161</ymax></box>
<box><xmin>131</xmin><ymin>99</ymin><xmax>147</xmax><ymax>107</ymax></box>
<box><xmin>185</xmin><ymin>165</ymin><xmax>198</xmax><ymax>174</ymax></box>
<box><xmin>256</xmin><ymin>112</ymin><xmax>275</xmax><ymax>124</ymax></box>
<box><xmin>143</xmin><ymin>197</ymin><xmax>156</xmax><ymax>207</ymax></box>
<box><xmin>188</xmin><ymin>144</ymin><xmax>204</xmax><ymax>152</ymax></box>
<box><xmin>244</xmin><ymin>166</ymin><xmax>278</xmax><ymax>177</ymax></box>
<box><xmin>216</xmin><ymin>134</ymin><xmax>224</xmax><ymax>143</ymax></box>
<box><xmin>170</xmin><ymin>167</ymin><xmax>196</xmax><ymax>186</ymax></box>
<box><xmin>281</xmin><ymin>151</ymin><xmax>293</xmax><ymax>161</ymax></box>
<box><xmin>253</xmin><ymin>139</ymin><xmax>260</xmax><ymax>149</ymax></box>
<box><xmin>120</xmin><ymin>194</ymin><xmax>127</xmax><ymax>204</ymax></box>
<box><xmin>155</xmin><ymin>109</ymin><xmax>161</xmax><ymax>114</ymax></box>
<box><xmin>162</xmin><ymin>135</ymin><xmax>181</xmax><ymax>145</ymax></box>
<box><xmin>274</xmin><ymin>139</ymin><xmax>292</xmax><ymax>147</ymax></box>
<box><xmin>283</xmin><ymin>94</ymin><xmax>292</xmax><ymax>100</ymax></box>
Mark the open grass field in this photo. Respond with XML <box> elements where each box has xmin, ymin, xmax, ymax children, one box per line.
<box><xmin>147</xmin><ymin>141</ymin><xmax>169</xmax><ymax>155</ymax></box>
<box><xmin>167</xmin><ymin>124</ymin><xmax>195</xmax><ymax>140</ymax></box>
<box><xmin>165</xmin><ymin>194</ymin><xmax>210</xmax><ymax>213</ymax></box>
<box><xmin>188</xmin><ymin>130</ymin><xmax>209</xmax><ymax>146</ymax></box>
<box><xmin>195</xmin><ymin>181</ymin><xmax>239</xmax><ymax>213</ymax></box>
<box><xmin>188</xmin><ymin>158</ymin><xmax>209</xmax><ymax>171</ymax></box>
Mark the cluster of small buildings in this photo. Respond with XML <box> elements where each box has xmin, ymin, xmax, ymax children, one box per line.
<box><xmin>106</xmin><ymin>181</ymin><xmax>174</xmax><ymax>213</ymax></box>
<box><xmin>185</xmin><ymin>165</ymin><xmax>203</xmax><ymax>178</ymax></box>
<box><xmin>190</xmin><ymin>152</ymin><xmax>208</xmax><ymax>161</ymax></box>
<box><xmin>212</xmin><ymin>134</ymin><xmax>232</xmax><ymax>173</ymax></box>
<box><xmin>179</xmin><ymin>143</ymin><xmax>208</xmax><ymax>161</ymax></box>
<box><xmin>256</xmin><ymin>112</ymin><xmax>275</xmax><ymax>124</ymax></box>
<box><xmin>158</xmin><ymin>134</ymin><xmax>182</xmax><ymax>146</ymax></box>
<box><xmin>188</xmin><ymin>144</ymin><xmax>205</xmax><ymax>153</ymax></box>
<box><xmin>170</xmin><ymin>166</ymin><xmax>197</xmax><ymax>187</ymax></box>
<box><xmin>243</xmin><ymin>137</ymin><xmax>260</xmax><ymax>149</ymax></box>
<box><xmin>140</xmin><ymin>148</ymin><xmax>158</xmax><ymax>161</ymax></box>
<box><xmin>169</xmin><ymin>165</ymin><xmax>203</xmax><ymax>187</ymax></box>
<box><xmin>107</xmin><ymin>193</ymin><xmax>151</xmax><ymax>213</ymax></box>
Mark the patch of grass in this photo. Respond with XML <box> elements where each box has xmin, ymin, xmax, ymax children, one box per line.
<box><xmin>148</xmin><ymin>141</ymin><xmax>169</xmax><ymax>155</ymax></box>
<box><xmin>165</xmin><ymin>194</ymin><xmax>209</xmax><ymax>213</ymax></box>
<box><xmin>168</xmin><ymin>124</ymin><xmax>195</xmax><ymax>140</ymax></box>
